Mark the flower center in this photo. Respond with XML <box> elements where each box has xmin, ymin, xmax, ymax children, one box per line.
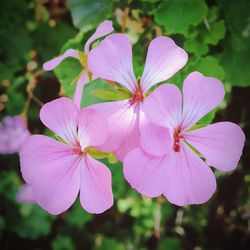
<box><xmin>71</xmin><ymin>147</ymin><xmax>86</xmax><ymax>156</ymax></box>
<box><xmin>130</xmin><ymin>87</ymin><xmax>144</xmax><ymax>105</ymax></box>
<box><xmin>173</xmin><ymin>128</ymin><xmax>183</xmax><ymax>152</ymax></box>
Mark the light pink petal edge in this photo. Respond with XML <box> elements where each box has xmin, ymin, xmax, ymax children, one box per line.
<box><xmin>184</xmin><ymin>122</ymin><xmax>245</xmax><ymax>172</ymax></box>
<box><xmin>84</xmin><ymin>20</ymin><xmax>114</xmax><ymax>54</ymax></box>
<box><xmin>182</xmin><ymin>72</ymin><xmax>225</xmax><ymax>130</ymax></box>
<box><xmin>43</xmin><ymin>49</ymin><xmax>79</xmax><ymax>71</ymax></box>
<box><xmin>88</xmin><ymin>34</ymin><xmax>137</xmax><ymax>93</ymax></box>
<box><xmin>80</xmin><ymin>155</ymin><xmax>113</xmax><ymax>214</ymax></box>
<box><xmin>163</xmin><ymin>142</ymin><xmax>216</xmax><ymax>206</ymax></box>
<box><xmin>142</xmin><ymin>84</ymin><xmax>182</xmax><ymax>129</ymax></box>
<box><xmin>40</xmin><ymin>97</ymin><xmax>78</xmax><ymax>146</ymax></box>
<box><xmin>140</xmin><ymin>36</ymin><xmax>188</xmax><ymax>94</ymax></box>
<box><xmin>124</xmin><ymin>148</ymin><xmax>168</xmax><ymax>197</ymax></box>
<box><xmin>20</xmin><ymin>135</ymin><xmax>81</xmax><ymax>215</ymax></box>
<box><xmin>77</xmin><ymin>108</ymin><xmax>108</xmax><ymax>149</ymax></box>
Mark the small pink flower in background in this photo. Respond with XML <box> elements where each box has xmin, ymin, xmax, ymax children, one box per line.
<box><xmin>20</xmin><ymin>97</ymin><xmax>113</xmax><ymax>214</ymax></box>
<box><xmin>16</xmin><ymin>184</ymin><xmax>34</xmax><ymax>204</ymax></box>
<box><xmin>0</xmin><ymin>116</ymin><xmax>30</xmax><ymax>154</ymax></box>
<box><xmin>124</xmin><ymin>72</ymin><xmax>245</xmax><ymax>206</ymax></box>
<box><xmin>43</xmin><ymin>20</ymin><xmax>114</xmax><ymax>108</ymax></box>
<box><xmin>87</xmin><ymin>34</ymin><xmax>188</xmax><ymax>160</ymax></box>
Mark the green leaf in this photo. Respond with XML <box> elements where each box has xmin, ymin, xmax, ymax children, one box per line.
<box><xmin>217</xmin><ymin>0</ymin><xmax>250</xmax><ymax>36</ymax></box>
<box><xmin>95</xmin><ymin>238</ymin><xmax>125</xmax><ymax>250</ymax></box>
<box><xmin>54</xmin><ymin>58</ymin><xmax>82</xmax><ymax>98</ymax></box>
<box><xmin>217</xmin><ymin>0</ymin><xmax>250</xmax><ymax>86</ymax></box>
<box><xmin>184</xmin><ymin>39</ymin><xmax>208</xmax><ymax>56</ymax></box>
<box><xmin>33</xmin><ymin>23</ymin><xmax>77</xmax><ymax>62</ymax></box>
<box><xmin>68</xmin><ymin>0</ymin><xmax>114</xmax><ymax>32</ymax></box>
<box><xmin>154</xmin><ymin>0</ymin><xmax>208</xmax><ymax>35</ymax></box>
<box><xmin>202</xmin><ymin>20</ymin><xmax>226</xmax><ymax>45</ymax></box>
<box><xmin>91</xmin><ymin>88</ymin><xmax>131</xmax><ymax>101</ymax></box>
<box><xmin>5</xmin><ymin>76</ymin><xmax>26</xmax><ymax>115</ymax></box>
<box><xmin>65</xmin><ymin>201</ymin><xmax>93</xmax><ymax>227</ymax></box>
<box><xmin>188</xmin><ymin>56</ymin><xmax>225</xmax><ymax>81</ymax></box>
<box><xmin>52</xmin><ymin>235</ymin><xmax>75</xmax><ymax>250</ymax></box>
<box><xmin>82</xmin><ymin>79</ymin><xmax>117</xmax><ymax>107</ymax></box>
<box><xmin>14</xmin><ymin>205</ymin><xmax>54</xmax><ymax>239</ymax></box>
<box><xmin>158</xmin><ymin>237</ymin><xmax>183</xmax><ymax>250</ymax></box>
<box><xmin>198</xmin><ymin>109</ymin><xmax>217</xmax><ymax>124</ymax></box>
<box><xmin>220</xmin><ymin>40</ymin><xmax>250</xmax><ymax>86</ymax></box>
<box><xmin>91</xmin><ymin>89</ymin><xmax>120</xmax><ymax>101</ymax></box>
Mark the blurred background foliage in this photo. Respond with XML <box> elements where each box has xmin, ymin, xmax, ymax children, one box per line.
<box><xmin>0</xmin><ymin>0</ymin><xmax>249</xmax><ymax>249</ymax></box>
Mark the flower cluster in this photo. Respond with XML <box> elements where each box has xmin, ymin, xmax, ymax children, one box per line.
<box><xmin>19</xmin><ymin>21</ymin><xmax>245</xmax><ymax>215</ymax></box>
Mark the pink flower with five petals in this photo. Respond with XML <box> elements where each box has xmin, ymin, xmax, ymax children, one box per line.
<box><xmin>87</xmin><ymin>34</ymin><xmax>188</xmax><ymax>160</ymax></box>
<box><xmin>124</xmin><ymin>72</ymin><xmax>245</xmax><ymax>206</ymax></box>
<box><xmin>20</xmin><ymin>97</ymin><xmax>113</xmax><ymax>214</ymax></box>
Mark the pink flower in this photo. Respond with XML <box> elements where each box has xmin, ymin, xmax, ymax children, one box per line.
<box><xmin>87</xmin><ymin>34</ymin><xmax>188</xmax><ymax>160</ymax></box>
<box><xmin>20</xmin><ymin>97</ymin><xmax>113</xmax><ymax>214</ymax></box>
<box><xmin>16</xmin><ymin>184</ymin><xmax>34</xmax><ymax>204</ymax></box>
<box><xmin>124</xmin><ymin>72</ymin><xmax>245</xmax><ymax>206</ymax></box>
<box><xmin>0</xmin><ymin>116</ymin><xmax>30</xmax><ymax>154</ymax></box>
<box><xmin>43</xmin><ymin>20</ymin><xmax>113</xmax><ymax>108</ymax></box>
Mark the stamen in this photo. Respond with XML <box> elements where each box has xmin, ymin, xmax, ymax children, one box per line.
<box><xmin>71</xmin><ymin>147</ymin><xmax>86</xmax><ymax>156</ymax></box>
<box><xmin>130</xmin><ymin>87</ymin><xmax>144</xmax><ymax>105</ymax></box>
<box><xmin>173</xmin><ymin>128</ymin><xmax>183</xmax><ymax>152</ymax></box>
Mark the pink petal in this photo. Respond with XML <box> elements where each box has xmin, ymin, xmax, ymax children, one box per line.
<box><xmin>16</xmin><ymin>184</ymin><xmax>34</xmax><ymax>204</ymax></box>
<box><xmin>77</xmin><ymin>109</ymin><xmax>108</xmax><ymax>149</ymax></box>
<box><xmin>142</xmin><ymin>84</ymin><xmax>182</xmax><ymax>129</ymax></box>
<box><xmin>87</xmin><ymin>34</ymin><xmax>137</xmax><ymax>93</ymax></box>
<box><xmin>112</xmin><ymin>103</ymin><xmax>141</xmax><ymax>161</ymax></box>
<box><xmin>73</xmin><ymin>71</ymin><xmax>89</xmax><ymax>109</ymax></box>
<box><xmin>139</xmin><ymin>110</ymin><xmax>172</xmax><ymax>156</ymax></box>
<box><xmin>80</xmin><ymin>155</ymin><xmax>113</xmax><ymax>214</ymax></box>
<box><xmin>43</xmin><ymin>49</ymin><xmax>79</xmax><ymax>71</ymax></box>
<box><xmin>182</xmin><ymin>72</ymin><xmax>225</xmax><ymax>130</ymax></box>
<box><xmin>123</xmin><ymin>148</ymin><xmax>168</xmax><ymax>197</ymax></box>
<box><xmin>90</xmin><ymin>100</ymin><xmax>140</xmax><ymax>157</ymax></box>
<box><xmin>20</xmin><ymin>135</ymin><xmax>81</xmax><ymax>215</ymax></box>
<box><xmin>84</xmin><ymin>20</ymin><xmax>114</xmax><ymax>54</ymax></box>
<box><xmin>163</xmin><ymin>143</ymin><xmax>216</xmax><ymax>206</ymax></box>
<box><xmin>140</xmin><ymin>36</ymin><xmax>188</xmax><ymax>94</ymax></box>
<box><xmin>40</xmin><ymin>97</ymin><xmax>78</xmax><ymax>146</ymax></box>
<box><xmin>184</xmin><ymin>122</ymin><xmax>245</xmax><ymax>172</ymax></box>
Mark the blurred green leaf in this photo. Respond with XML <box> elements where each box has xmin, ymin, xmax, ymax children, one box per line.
<box><xmin>55</xmin><ymin>58</ymin><xmax>82</xmax><ymax>98</ymax></box>
<box><xmin>33</xmin><ymin>23</ymin><xmax>77</xmax><ymax>62</ymax></box>
<box><xmin>95</xmin><ymin>238</ymin><xmax>125</xmax><ymax>250</ymax></box>
<box><xmin>202</xmin><ymin>20</ymin><xmax>225</xmax><ymax>45</ymax></box>
<box><xmin>65</xmin><ymin>201</ymin><xmax>93</xmax><ymax>227</ymax></box>
<box><xmin>158</xmin><ymin>237</ymin><xmax>183</xmax><ymax>250</ymax></box>
<box><xmin>188</xmin><ymin>56</ymin><xmax>225</xmax><ymax>81</ymax></box>
<box><xmin>68</xmin><ymin>0</ymin><xmax>113</xmax><ymax>32</ymax></box>
<box><xmin>14</xmin><ymin>204</ymin><xmax>54</xmax><ymax>239</ymax></box>
<box><xmin>0</xmin><ymin>171</ymin><xmax>21</xmax><ymax>200</ymax></box>
<box><xmin>217</xmin><ymin>0</ymin><xmax>250</xmax><ymax>86</ymax></box>
<box><xmin>5</xmin><ymin>77</ymin><xmax>26</xmax><ymax>115</ymax></box>
<box><xmin>52</xmin><ymin>235</ymin><xmax>75</xmax><ymax>250</ymax></box>
<box><xmin>184</xmin><ymin>39</ymin><xmax>208</xmax><ymax>56</ymax></box>
<box><xmin>154</xmin><ymin>0</ymin><xmax>208</xmax><ymax>35</ymax></box>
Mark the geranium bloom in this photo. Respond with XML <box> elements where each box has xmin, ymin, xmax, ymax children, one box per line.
<box><xmin>20</xmin><ymin>97</ymin><xmax>113</xmax><ymax>214</ymax></box>
<box><xmin>0</xmin><ymin>116</ymin><xmax>30</xmax><ymax>154</ymax></box>
<box><xmin>87</xmin><ymin>34</ymin><xmax>188</xmax><ymax>160</ymax></box>
<box><xmin>124</xmin><ymin>72</ymin><xmax>245</xmax><ymax>206</ymax></box>
<box><xmin>43</xmin><ymin>20</ymin><xmax>114</xmax><ymax>108</ymax></box>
